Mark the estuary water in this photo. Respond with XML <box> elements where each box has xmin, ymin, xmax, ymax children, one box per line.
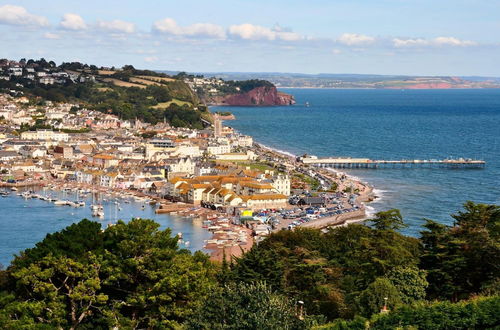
<box><xmin>221</xmin><ymin>88</ymin><xmax>500</xmax><ymax>236</ymax></box>
<box><xmin>0</xmin><ymin>190</ymin><xmax>211</xmax><ymax>267</ymax></box>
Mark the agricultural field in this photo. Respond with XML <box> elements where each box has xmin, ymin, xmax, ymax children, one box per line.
<box><xmin>137</xmin><ymin>75</ymin><xmax>175</xmax><ymax>83</ymax></box>
<box><xmin>101</xmin><ymin>78</ymin><xmax>146</xmax><ymax>88</ymax></box>
<box><xmin>129</xmin><ymin>77</ymin><xmax>163</xmax><ymax>86</ymax></box>
<box><xmin>97</xmin><ymin>70</ymin><xmax>115</xmax><ymax>75</ymax></box>
<box><xmin>152</xmin><ymin>98</ymin><xmax>193</xmax><ymax>108</ymax></box>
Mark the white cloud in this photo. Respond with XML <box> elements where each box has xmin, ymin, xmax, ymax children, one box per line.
<box><xmin>43</xmin><ymin>32</ymin><xmax>60</xmax><ymax>39</ymax></box>
<box><xmin>144</xmin><ymin>56</ymin><xmax>159</xmax><ymax>63</ymax></box>
<box><xmin>337</xmin><ymin>33</ymin><xmax>375</xmax><ymax>46</ymax></box>
<box><xmin>0</xmin><ymin>5</ymin><xmax>49</xmax><ymax>27</ymax></box>
<box><xmin>393</xmin><ymin>38</ymin><xmax>429</xmax><ymax>47</ymax></box>
<box><xmin>433</xmin><ymin>36</ymin><xmax>476</xmax><ymax>46</ymax></box>
<box><xmin>393</xmin><ymin>36</ymin><xmax>477</xmax><ymax>48</ymax></box>
<box><xmin>60</xmin><ymin>13</ymin><xmax>87</xmax><ymax>30</ymax></box>
<box><xmin>228</xmin><ymin>23</ymin><xmax>302</xmax><ymax>41</ymax></box>
<box><xmin>153</xmin><ymin>18</ymin><xmax>226</xmax><ymax>39</ymax></box>
<box><xmin>97</xmin><ymin>19</ymin><xmax>135</xmax><ymax>34</ymax></box>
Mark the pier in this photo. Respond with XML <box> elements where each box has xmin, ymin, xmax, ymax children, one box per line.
<box><xmin>299</xmin><ymin>156</ymin><xmax>486</xmax><ymax>169</ymax></box>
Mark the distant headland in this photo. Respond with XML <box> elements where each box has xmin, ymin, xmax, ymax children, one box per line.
<box><xmin>161</xmin><ymin>71</ymin><xmax>500</xmax><ymax>89</ymax></box>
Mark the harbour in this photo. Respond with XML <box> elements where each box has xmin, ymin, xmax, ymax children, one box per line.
<box><xmin>0</xmin><ymin>185</ymin><xmax>212</xmax><ymax>267</ymax></box>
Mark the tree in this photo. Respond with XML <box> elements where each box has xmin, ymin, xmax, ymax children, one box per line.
<box><xmin>99</xmin><ymin>219</ymin><xmax>217</xmax><ymax>328</ymax></box>
<box><xmin>187</xmin><ymin>282</ymin><xmax>306</xmax><ymax>330</ymax></box>
<box><xmin>0</xmin><ymin>219</ymin><xmax>218</xmax><ymax>328</ymax></box>
<box><xmin>420</xmin><ymin>202</ymin><xmax>500</xmax><ymax>301</ymax></box>
<box><xmin>2</xmin><ymin>254</ymin><xmax>107</xmax><ymax>329</ymax></box>
<box><xmin>371</xmin><ymin>295</ymin><xmax>500</xmax><ymax>330</ymax></box>
<box><xmin>370</xmin><ymin>209</ymin><xmax>406</xmax><ymax>231</ymax></box>
<box><xmin>357</xmin><ymin>278</ymin><xmax>402</xmax><ymax>317</ymax></box>
<box><xmin>386</xmin><ymin>266</ymin><xmax>428</xmax><ymax>304</ymax></box>
<box><xmin>11</xmin><ymin>219</ymin><xmax>103</xmax><ymax>269</ymax></box>
<box><xmin>231</xmin><ymin>226</ymin><xmax>421</xmax><ymax>320</ymax></box>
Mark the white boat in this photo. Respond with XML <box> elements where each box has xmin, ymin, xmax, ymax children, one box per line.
<box><xmin>11</xmin><ymin>187</ymin><xmax>18</xmax><ymax>191</ymax></box>
<box><xmin>92</xmin><ymin>205</ymin><xmax>104</xmax><ymax>218</ymax></box>
<box><xmin>54</xmin><ymin>200</ymin><xmax>67</xmax><ymax>206</ymax></box>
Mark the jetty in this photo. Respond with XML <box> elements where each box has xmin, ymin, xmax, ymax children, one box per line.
<box><xmin>299</xmin><ymin>156</ymin><xmax>485</xmax><ymax>169</ymax></box>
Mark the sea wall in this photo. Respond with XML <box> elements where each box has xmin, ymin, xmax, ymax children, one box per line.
<box><xmin>301</xmin><ymin>209</ymin><xmax>366</xmax><ymax>229</ymax></box>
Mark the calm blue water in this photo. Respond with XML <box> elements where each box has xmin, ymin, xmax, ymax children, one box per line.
<box><xmin>219</xmin><ymin>89</ymin><xmax>500</xmax><ymax>236</ymax></box>
<box><xmin>0</xmin><ymin>190</ymin><xmax>211</xmax><ymax>267</ymax></box>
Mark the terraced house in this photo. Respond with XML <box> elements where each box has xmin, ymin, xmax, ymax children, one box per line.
<box><xmin>167</xmin><ymin>172</ymin><xmax>290</xmax><ymax>210</ymax></box>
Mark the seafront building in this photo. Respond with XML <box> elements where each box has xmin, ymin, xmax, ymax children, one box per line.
<box><xmin>0</xmin><ymin>92</ymin><xmax>290</xmax><ymax>211</ymax></box>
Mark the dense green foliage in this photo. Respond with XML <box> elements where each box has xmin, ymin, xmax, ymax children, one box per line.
<box><xmin>231</xmin><ymin>79</ymin><xmax>274</xmax><ymax>93</ymax></box>
<box><xmin>188</xmin><ymin>282</ymin><xmax>307</xmax><ymax>330</ymax></box>
<box><xmin>0</xmin><ymin>219</ymin><xmax>217</xmax><ymax>329</ymax></box>
<box><xmin>1</xmin><ymin>79</ymin><xmax>205</xmax><ymax>128</ymax></box>
<box><xmin>318</xmin><ymin>295</ymin><xmax>500</xmax><ymax>329</ymax></box>
<box><xmin>420</xmin><ymin>201</ymin><xmax>499</xmax><ymax>301</ymax></box>
<box><xmin>228</xmin><ymin>202</ymin><xmax>499</xmax><ymax>324</ymax></box>
<box><xmin>229</xmin><ymin>211</ymin><xmax>422</xmax><ymax>320</ymax></box>
<box><xmin>218</xmin><ymin>79</ymin><xmax>275</xmax><ymax>94</ymax></box>
<box><xmin>0</xmin><ymin>59</ymin><xmax>205</xmax><ymax>128</ymax></box>
<box><xmin>0</xmin><ymin>202</ymin><xmax>498</xmax><ymax>329</ymax></box>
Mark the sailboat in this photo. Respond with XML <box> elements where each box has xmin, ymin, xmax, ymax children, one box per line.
<box><xmin>97</xmin><ymin>206</ymin><xmax>105</xmax><ymax>218</ymax></box>
<box><xmin>90</xmin><ymin>189</ymin><xmax>104</xmax><ymax>218</ymax></box>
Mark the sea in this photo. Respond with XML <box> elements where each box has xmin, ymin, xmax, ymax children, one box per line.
<box><xmin>1</xmin><ymin>88</ymin><xmax>499</xmax><ymax>266</ymax></box>
<box><xmin>220</xmin><ymin>88</ymin><xmax>500</xmax><ymax>236</ymax></box>
<box><xmin>0</xmin><ymin>190</ymin><xmax>211</xmax><ymax>267</ymax></box>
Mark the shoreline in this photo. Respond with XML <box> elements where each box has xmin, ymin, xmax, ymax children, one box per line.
<box><xmin>195</xmin><ymin>138</ymin><xmax>379</xmax><ymax>262</ymax></box>
<box><xmin>2</xmin><ymin>139</ymin><xmax>379</xmax><ymax>265</ymax></box>
<box><xmin>253</xmin><ymin>142</ymin><xmax>378</xmax><ymax>228</ymax></box>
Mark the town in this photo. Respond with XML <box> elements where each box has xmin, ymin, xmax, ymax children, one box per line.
<box><xmin>0</xmin><ymin>87</ymin><xmax>371</xmax><ymax>259</ymax></box>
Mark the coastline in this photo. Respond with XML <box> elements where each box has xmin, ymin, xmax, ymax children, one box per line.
<box><xmin>1</xmin><ymin>133</ymin><xmax>379</xmax><ymax>266</ymax></box>
<box><xmin>193</xmin><ymin>138</ymin><xmax>379</xmax><ymax>263</ymax></box>
<box><xmin>253</xmin><ymin>142</ymin><xmax>377</xmax><ymax>228</ymax></box>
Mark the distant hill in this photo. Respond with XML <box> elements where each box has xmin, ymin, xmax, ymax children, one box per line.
<box><xmin>160</xmin><ymin>71</ymin><xmax>500</xmax><ymax>89</ymax></box>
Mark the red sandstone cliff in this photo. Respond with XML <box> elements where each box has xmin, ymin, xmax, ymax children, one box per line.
<box><xmin>209</xmin><ymin>86</ymin><xmax>295</xmax><ymax>106</ymax></box>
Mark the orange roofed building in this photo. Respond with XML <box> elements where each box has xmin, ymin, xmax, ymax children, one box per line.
<box><xmin>166</xmin><ymin>173</ymin><xmax>289</xmax><ymax>209</ymax></box>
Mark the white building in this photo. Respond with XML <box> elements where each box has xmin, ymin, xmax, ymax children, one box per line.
<box><xmin>207</xmin><ymin>143</ymin><xmax>231</xmax><ymax>156</ymax></box>
<box><xmin>0</xmin><ymin>109</ymin><xmax>13</xmax><ymax>121</ymax></box>
<box><xmin>39</xmin><ymin>76</ymin><xmax>55</xmax><ymax>85</ymax></box>
<box><xmin>21</xmin><ymin>129</ymin><xmax>69</xmax><ymax>142</ymax></box>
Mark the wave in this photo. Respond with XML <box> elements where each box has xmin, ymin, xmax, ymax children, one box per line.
<box><xmin>257</xmin><ymin>143</ymin><xmax>297</xmax><ymax>158</ymax></box>
<box><xmin>364</xmin><ymin>205</ymin><xmax>377</xmax><ymax>219</ymax></box>
<box><xmin>372</xmin><ymin>188</ymin><xmax>389</xmax><ymax>201</ymax></box>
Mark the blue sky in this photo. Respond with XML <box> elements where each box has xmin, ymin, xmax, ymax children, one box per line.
<box><xmin>1</xmin><ymin>0</ymin><xmax>499</xmax><ymax>76</ymax></box>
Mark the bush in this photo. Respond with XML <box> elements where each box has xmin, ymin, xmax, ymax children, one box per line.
<box><xmin>371</xmin><ymin>295</ymin><xmax>500</xmax><ymax>329</ymax></box>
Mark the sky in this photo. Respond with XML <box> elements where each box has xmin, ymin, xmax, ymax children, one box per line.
<box><xmin>0</xmin><ymin>0</ymin><xmax>499</xmax><ymax>76</ymax></box>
